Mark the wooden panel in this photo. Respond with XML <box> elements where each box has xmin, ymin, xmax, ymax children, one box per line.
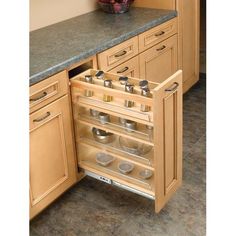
<box><xmin>30</xmin><ymin>70</ymin><xmax>68</xmax><ymax>114</ymax></box>
<box><xmin>139</xmin><ymin>18</ymin><xmax>177</xmax><ymax>52</ymax></box>
<box><xmin>139</xmin><ymin>34</ymin><xmax>178</xmax><ymax>83</ymax></box>
<box><xmin>182</xmin><ymin>0</ymin><xmax>200</xmax><ymax>92</ymax></box>
<box><xmin>153</xmin><ymin>70</ymin><xmax>182</xmax><ymax>213</ymax></box>
<box><xmin>108</xmin><ymin>55</ymin><xmax>140</xmax><ymax>78</ymax></box>
<box><xmin>133</xmin><ymin>0</ymin><xmax>176</xmax><ymax>9</ymax></box>
<box><xmin>30</xmin><ymin>95</ymin><xmax>77</xmax><ymax>219</ymax></box>
<box><xmin>97</xmin><ymin>37</ymin><xmax>139</xmax><ymax>71</ymax></box>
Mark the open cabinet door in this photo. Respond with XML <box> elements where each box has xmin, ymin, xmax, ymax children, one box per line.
<box><xmin>153</xmin><ymin>70</ymin><xmax>183</xmax><ymax>212</ymax></box>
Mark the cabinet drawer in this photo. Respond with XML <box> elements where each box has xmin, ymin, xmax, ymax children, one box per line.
<box><xmin>108</xmin><ymin>56</ymin><xmax>140</xmax><ymax>78</ymax></box>
<box><xmin>97</xmin><ymin>37</ymin><xmax>139</xmax><ymax>71</ymax></box>
<box><xmin>29</xmin><ymin>71</ymin><xmax>68</xmax><ymax>113</ymax></box>
<box><xmin>139</xmin><ymin>18</ymin><xmax>177</xmax><ymax>52</ymax></box>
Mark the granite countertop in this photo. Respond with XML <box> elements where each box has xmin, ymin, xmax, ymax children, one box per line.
<box><xmin>30</xmin><ymin>7</ymin><xmax>177</xmax><ymax>86</ymax></box>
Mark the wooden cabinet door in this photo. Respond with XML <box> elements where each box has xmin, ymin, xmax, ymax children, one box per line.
<box><xmin>30</xmin><ymin>95</ymin><xmax>77</xmax><ymax>219</ymax></box>
<box><xmin>108</xmin><ymin>56</ymin><xmax>140</xmax><ymax>78</ymax></box>
<box><xmin>139</xmin><ymin>35</ymin><xmax>178</xmax><ymax>83</ymax></box>
<box><xmin>153</xmin><ymin>70</ymin><xmax>182</xmax><ymax>212</ymax></box>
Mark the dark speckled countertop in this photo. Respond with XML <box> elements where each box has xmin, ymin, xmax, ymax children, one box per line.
<box><xmin>30</xmin><ymin>7</ymin><xmax>177</xmax><ymax>86</ymax></box>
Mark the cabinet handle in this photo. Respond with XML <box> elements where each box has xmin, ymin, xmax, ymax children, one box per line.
<box><xmin>114</xmin><ymin>50</ymin><xmax>127</xmax><ymax>58</ymax></box>
<box><xmin>156</xmin><ymin>45</ymin><xmax>166</xmax><ymax>51</ymax></box>
<box><xmin>165</xmin><ymin>82</ymin><xmax>179</xmax><ymax>92</ymax></box>
<box><xmin>30</xmin><ymin>92</ymin><xmax>47</xmax><ymax>102</ymax></box>
<box><xmin>117</xmin><ymin>67</ymin><xmax>129</xmax><ymax>73</ymax></box>
<box><xmin>155</xmin><ymin>31</ymin><xmax>165</xmax><ymax>37</ymax></box>
<box><xmin>33</xmin><ymin>112</ymin><xmax>51</xmax><ymax>122</ymax></box>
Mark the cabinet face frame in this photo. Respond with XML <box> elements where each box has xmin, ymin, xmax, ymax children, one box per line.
<box><xmin>70</xmin><ymin>69</ymin><xmax>182</xmax><ymax>213</ymax></box>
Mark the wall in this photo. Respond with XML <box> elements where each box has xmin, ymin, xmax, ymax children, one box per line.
<box><xmin>30</xmin><ymin>0</ymin><xmax>98</xmax><ymax>31</ymax></box>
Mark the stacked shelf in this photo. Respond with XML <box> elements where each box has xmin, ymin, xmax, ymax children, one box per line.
<box><xmin>71</xmin><ymin>69</ymin><xmax>159</xmax><ymax>199</ymax></box>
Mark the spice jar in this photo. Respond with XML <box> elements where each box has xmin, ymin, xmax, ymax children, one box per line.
<box><xmin>84</xmin><ymin>75</ymin><xmax>93</xmax><ymax>97</ymax></box>
<box><xmin>95</xmin><ymin>70</ymin><xmax>104</xmax><ymax>80</ymax></box>
<box><xmin>119</xmin><ymin>76</ymin><xmax>128</xmax><ymax>85</ymax></box>
<box><xmin>139</xmin><ymin>80</ymin><xmax>151</xmax><ymax>112</ymax></box>
<box><xmin>124</xmin><ymin>83</ymin><xmax>135</xmax><ymax>108</ymax></box>
<box><xmin>103</xmin><ymin>79</ymin><xmax>113</xmax><ymax>102</ymax></box>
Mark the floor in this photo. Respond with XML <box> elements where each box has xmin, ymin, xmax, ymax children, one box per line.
<box><xmin>30</xmin><ymin>75</ymin><xmax>206</xmax><ymax>236</ymax></box>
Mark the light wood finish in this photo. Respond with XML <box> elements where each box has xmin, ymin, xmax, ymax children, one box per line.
<box><xmin>78</xmin><ymin>145</ymin><xmax>155</xmax><ymax>196</ymax></box>
<box><xmin>97</xmin><ymin>37</ymin><xmax>139</xmax><ymax>71</ymax></box>
<box><xmin>108</xmin><ymin>55</ymin><xmax>140</xmax><ymax>78</ymax></box>
<box><xmin>181</xmin><ymin>0</ymin><xmax>200</xmax><ymax>92</ymax></box>
<box><xmin>139</xmin><ymin>35</ymin><xmax>178</xmax><ymax>83</ymax></box>
<box><xmin>30</xmin><ymin>95</ymin><xmax>77</xmax><ymax>219</ymax></box>
<box><xmin>153</xmin><ymin>70</ymin><xmax>182</xmax><ymax>212</ymax></box>
<box><xmin>138</xmin><ymin>18</ymin><xmax>177</xmax><ymax>52</ymax></box>
<box><xmin>30</xmin><ymin>71</ymin><xmax>68</xmax><ymax>114</ymax></box>
<box><xmin>133</xmin><ymin>0</ymin><xmax>200</xmax><ymax>93</ymax></box>
<box><xmin>71</xmin><ymin>69</ymin><xmax>183</xmax><ymax>213</ymax></box>
<box><xmin>133</xmin><ymin>0</ymin><xmax>176</xmax><ymax>9</ymax></box>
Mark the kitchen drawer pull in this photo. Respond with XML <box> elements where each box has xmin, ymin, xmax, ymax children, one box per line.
<box><xmin>156</xmin><ymin>45</ymin><xmax>166</xmax><ymax>51</ymax></box>
<box><xmin>33</xmin><ymin>112</ymin><xmax>51</xmax><ymax>122</ymax></box>
<box><xmin>165</xmin><ymin>82</ymin><xmax>179</xmax><ymax>92</ymax></box>
<box><xmin>114</xmin><ymin>50</ymin><xmax>127</xmax><ymax>58</ymax></box>
<box><xmin>30</xmin><ymin>92</ymin><xmax>47</xmax><ymax>102</ymax></box>
<box><xmin>117</xmin><ymin>67</ymin><xmax>129</xmax><ymax>73</ymax></box>
<box><xmin>155</xmin><ymin>31</ymin><xmax>165</xmax><ymax>37</ymax></box>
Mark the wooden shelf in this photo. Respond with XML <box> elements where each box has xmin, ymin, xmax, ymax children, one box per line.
<box><xmin>77</xmin><ymin>114</ymin><xmax>154</xmax><ymax>146</ymax></box>
<box><xmin>78</xmin><ymin>140</ymin><xmax>154</xmax><ymax>170</ymax></box>
<box><xmin>78</xmin><ymin>147</ymin><xmax>155</xmax><ymax>196</ymax></box>
<box><xmin>77</xmin><ymin>128</ymin><xmax>154</xmax><ymax>168</ymax></box>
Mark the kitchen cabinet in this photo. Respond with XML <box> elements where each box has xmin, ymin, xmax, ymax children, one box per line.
<box><xmin>70</xmin><ymin>69</ymin><xmax>182</xmax><ymax>213</ymax></box>
<box><xmin>108</xmin><ymin>56</ymin><xmax>140</xmax><ymax>78</ymax></box>
<box><xmin>30</xmin><ymin>72</ymin><xmax>77</xmax><ymax>219</ymax></box>
<box><xmin>134</xmin><ymin>0</ymin><xmax>200</xmax><ymax>92</ymax></box>
<box><xmin>139</xmin><ymin>35</ymin><xmax>178</xmax><ymax>83</ymax></box>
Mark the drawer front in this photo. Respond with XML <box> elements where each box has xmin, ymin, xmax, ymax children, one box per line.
<box><xmin>108</xmin><ymin>55</ymin><xmax>140</xmax><ymax>78</ymax></box>
<box><xmin>139</xmin><ymin>18</ymin><xmax>177</xmax><ymax>52</ymax></box>
<box><xmin>97</xmin><ymin>37</ymin><xmax>139</xmax><ymax>71</ymax></box>
<box><xmin>30</xmin><ymin>71</ymin><xmax>68</xmax><ymax>113</ymax></box>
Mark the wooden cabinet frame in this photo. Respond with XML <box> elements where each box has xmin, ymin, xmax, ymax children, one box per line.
<box><xmin>70</xmin><ymin>69</ymin><xmax>182</xmax><ymax>212</ymax></box>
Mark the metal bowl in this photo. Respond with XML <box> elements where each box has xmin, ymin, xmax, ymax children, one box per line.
<box><xmin>124</xmin><ymin>120</ymin><xmax>137</xmax><ymax>132</ymax></box>
<box><xmin>118</xmin><ymin>161</ymin><xmax>134</xmax><ymax>174</ymax></box>
<box><xmin>119</xmin><ymin>136</ymin><xmax>152</xmax><ymax>155</ymax></box>
<box><xmin>139</xmin><ymin>169</ymin><xmax>153</xmax><ymax>179</ymax></box>
<box><xmin>90</xmin><ymin>109</ymin><xmax>99</xmax><ymax>117</ymax></box>
<box><xmin>92</xmin><ymin>128</ymin><xmax>114</xmax><ymax>144</ymax></box>
<box><xmin>98</xmin><ymin>112</ymin><xmax>110</xmax><ymax>124</ymax></box>
<box><xmin>96</xmin><ymin>152</ymin><xmax>115</xmax><ymax>166</ymax></box>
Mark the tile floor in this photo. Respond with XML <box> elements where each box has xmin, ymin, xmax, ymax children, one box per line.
<box><xmin>30</xmin><ymin>76</ymin><xmax>206</xmax><ymax>236</ymax></box>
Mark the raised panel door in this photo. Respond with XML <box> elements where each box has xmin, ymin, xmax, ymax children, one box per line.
<box><xmin>30</xmin><ymin>95</ymin><xmax>77</xmax><ymax>219</ymax></box>
<box><xmin>139</xmin><ymin>35</ymin><xmax>178</xmax><ymax>83</ymax></box>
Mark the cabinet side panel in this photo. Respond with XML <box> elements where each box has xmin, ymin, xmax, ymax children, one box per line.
<box><xmin>153</xmin><ymin>71</ymin><xmax>182</xmax><ymax>213</ymax></box>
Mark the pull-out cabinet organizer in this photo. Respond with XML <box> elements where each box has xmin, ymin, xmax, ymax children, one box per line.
<box><xmin>71</xmin><ymin>69</ymin><xmax>183</xmax><ymax>213</ymax></box>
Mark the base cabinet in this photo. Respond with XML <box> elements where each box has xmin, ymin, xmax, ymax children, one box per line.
<box><xmin>139</xmin><ymin>35</ymin><xmax>178</xmax><ymax>83</ymax></box>
<box><xmin>134</xmin><ymin>0</ymin><xmax>200</xmax><ymax>92</ymax></box>
<box><xmin>30</xmin><ymin>95</ymin><xmax>77</xmax><ymax>219</ymax></box>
